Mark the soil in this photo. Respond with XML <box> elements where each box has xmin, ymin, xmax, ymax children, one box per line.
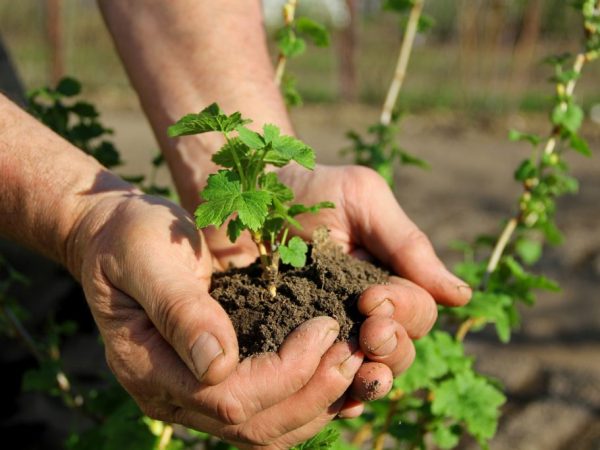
<box><xmin>210</xmin><ymin>230</ymin><xmax>388</xmax><ymax>358</ymax></box>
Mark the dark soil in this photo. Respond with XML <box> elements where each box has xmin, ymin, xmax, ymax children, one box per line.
<box><xmin>210</xmin><ymin>232</ymin><xmax>388</xmax><ymax>358</ymax></box>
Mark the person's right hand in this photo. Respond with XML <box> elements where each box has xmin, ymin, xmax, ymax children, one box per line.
<box><xmin>68</xmin><ymin>191</ymin><xmax>363</xmax><ymax>448</ymax></box>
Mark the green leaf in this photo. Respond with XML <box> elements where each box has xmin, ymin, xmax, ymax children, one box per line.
<box><xmin>515</xmin><ymin>238</ymin><xmax>543</xmax><ymax>265</ymax></box>
<box><xmin>295</xmin><ymin>17</ymin><xmax>330</xmax><ymax>47</ymax></box>
<box><xmin>227</xmin><ymin>217</ymin><xmax>244</xmax><ymax>243</ymax></box>
<box><xmin>569</xmin><ymin>134</ymin><xmax>592</xmax><ymax>156</ymax></box>
<box><xmin>212</xmin><ymin>137</ymin><xmax>250</xmax><ymax>168</ymax></box>
<box><xmin>452</xmin><ymin>292</ymin><xmax>514</xmax><ymax>342</ymax></box>
<box><xmin>266</xmin><ymin>135</ymin><xmax>316</xmax><ymax>169</ymax></box>
<box><xmin>432</xmin><ymin>371</ymin><xmax>506</xmax><ymax>445</ymax></box>
<box><xmin>168</xmin><ymin>103</ymin><xmax>250</xmax><ymax>137</ymax></box>
<box><xmin>92</xmin><ymin>141</ymin><xmax>121</xmax><ymax>168</ymax></box>
<box><xmin>551</xmin><ymin>103</ymin><xmax>584</xmax><ymax>134</ymax></box>
<box><xmin>398</xmin><ymin>150</ymin><xmax>430</xmax><ymax>169</ymax></box>
<box><xmin>514</xmin><ymin>159</ymin><xmax>537</xmax><ymax>181</ymax></box>
<box><xmin>276</xmin><ymin>26</ymin><xmax>306</xmax><ymax>58</ymax></box>
<box><xmin>279</xmin><ymin>236</ymin><xmax>308</xmax><ymax>267</ymax></box>
<box><xmin>508</xmin><ymin>129</ymin><xmax>542</xmax><ymax>146</ymax></box>
<box><xmin>292</xmin><ymin>425</ymin><xmax>340</xmax><ymax>449</ymax></box>
<box><xmin>263</xmin><ymin>124</ymin><xmax>281</xmax><ymax>144</ymax></box>
<box><xmin>282</xmin><ymin>74</ymin><xmax>303</xmax><ymax>107</ymax></box>
<box><xmin>236</xmin><ymin>126</ymin><xmax>265</xmax><ymax>149</ymax></box>
<box><xmin>288</xmin><ymin>201</ymin><xmax>335</xmax><ymax>216</ymax></box>
<box><xmin>22</xmin><ymin>360</ymin><xmax>61</xmax><ymax>395</ymax></box>
<box><xmin>71</xmin><ymin>101</ymin><xmax>98</xmax><ymax>118</ymax></box>
<box><xmin>432</xmin><ymin>423</ymin><xmax>461</xmax><ymax>449</ymax></box>
<box><xmin>417</xmin><ymin>14</ymin><xmax>435</xmax><ymax>33</ymax></box>
<box><xmin>259</xmin><ymin>172</ymin><xmax>294</xmax><ymax>203</ymax></box>
<box><xmin>383</xmin><ymin>0</ymin><xmax>414</xmax><ymax>12</ymax></box>
<box><xmin>151</xmin><ymin>153</ymin><xmax>165</xmax><ymax>167</ymax></box>
<box><xmin>195</xmin><ymin>171</ymin><xmax>271</xmax><ymax>230</ymax></box>
<box><xmin>56</xmin><ymin>77</ymin><xmax>81</xmax><ymax>97</ymax></box>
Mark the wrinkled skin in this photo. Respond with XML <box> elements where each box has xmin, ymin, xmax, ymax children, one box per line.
<box><xmin>72</xmin><ymin>193</ymin><xmax>366</xmax><ymax>449</ymax></box>
<box><xmin>203</xmin><ymin>165</ymin><xmax>471</xmax><ymax>404</ymax></box>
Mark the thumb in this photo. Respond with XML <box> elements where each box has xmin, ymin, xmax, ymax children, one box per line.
<box><xmin>106</xmin><ymin>258</ymin><xmax>239</xmax><ymax>385</ymax></box>
<box><xmin>355</xmin><ymin>181</ymin><xmax>472</xmax><ymax>306</ymax></box>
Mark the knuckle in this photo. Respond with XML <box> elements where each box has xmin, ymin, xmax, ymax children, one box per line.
<box><xmin>215</xmin><ymin>395</ymin><xmax>248</xmax><ymax>426</ymax></box>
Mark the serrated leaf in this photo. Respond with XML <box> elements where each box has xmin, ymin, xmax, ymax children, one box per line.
<box><xmin>292</xmin><ymin>425</ymin><xmax>340</xmax><ymax>449</ymax></box>
<box><xmin>282</xmin><ymin>74</ymin><xmax>303</xmax><ymax>107</ymax></box>
<box><xmin>168</xmin><ymin>103</ymin><xmax>250</xmax><ymax>137</ymax></box>
<box><xmin>432</xmin><ymin>423</ymin><xmax>461</xmax><ymax>449</ymax></box>
<box><xmin>263</xmin><ymin>124</ymin><xmax>281</xmax><ymax>144</ymax></box>
<box><xmin>453</xmin><ymin>292</ymin><xmax>514</xmax><ymax>342</ymax></box>
<box><xmin>417</xmin><ymin>14</ymin><xmax>435</xmax><ymax>33</ymax></box>
<box><xmin>288</xmin><ymin>201</ymin><xmax>335</xmax><ymax>216</ymax></box>
<box><xmin>212</xmin><ymin>137</ymin><xmax>250</xmax><ymax>168</ymax></box>
<box><xmin>227</xmin><ymin>217</ymin><xmax>244</xmax><ymax>243</ymax></box>
<box><xmin>259</xmin><ymin>172</ymin><xmax>294</xmax><ymax>202</ymax></box>
<box><xmin>432</xmin><ymin>371</ymin><xmax>505</xmax><ymax>444</ymax></box>
<box><xmin>56</xmin><ymin>77</ymin><xmax>81</xmax><ymax>96</ymax></box>
<box><xmin>266</xmin><ymin>135</ymin><xmax>315</xmax><ymax>169</ymax></box>
<box><xmin>551</xmin><ymin>103</ymin><xmax>584</xmax><ymax>134</ymax></box>
<box><xmin>195</xmin><ymin>171</ymin><xmax>271</xmax><ymax>230</ymax></box>
<box><xmin>236</xmin><ymin>126</ymin><xmax>265</xmax><ymax>149</ymax></box>
<box><xmin>279</xmin><ymin>236</ymin><xmax>308</xmax><ymax>267</ymax></box>
<box><xmin>295</xmin><ymin>17</ymin><xmax>330</xmax><ymax>47</ymax></box>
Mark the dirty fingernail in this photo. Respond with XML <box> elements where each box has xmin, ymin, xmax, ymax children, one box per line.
<box><xmin>368</xmin><ymin>298</ymin><xmax>395</xmax><ymax>317</ymax></box>
<box><xmin>370</xmin><ymin>333</ymin><xmax>397</xmax><ymax>356</ymax></box>
<box><xmin>339</xmin><ymin>350</ymin><xmax>364</xmax><ymax>378</ymax></box>
<box><xmin>192</xmin><ymin>332</ymin><xmax>223</xmax><ymax>380</ymax></box>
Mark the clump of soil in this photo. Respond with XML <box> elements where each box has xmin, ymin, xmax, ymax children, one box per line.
<box><xmin>210</xmin><ymin>230</ymin><xmax>388</xmax><ymax>358</ymax></box>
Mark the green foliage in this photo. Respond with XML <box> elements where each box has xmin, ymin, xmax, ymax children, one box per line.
<box><xmin>170</xmin><ymin>104</ymin><xmax>333</xmax><ymax>281</ymax></box>
<box><xmin>343</xmin><ymin>115</ymin><xmax>429</xmax><ymax>187</ymax></box>
<box><xmin>292</xmin><ymin>426</ymin><xmax>340</xmax><ymax>450</ymax></box>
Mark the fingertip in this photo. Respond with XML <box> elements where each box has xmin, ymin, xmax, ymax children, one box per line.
<box><xmin>350</xmin><ymin>362</ymin><xmax>393</xmax><ymax>402</ymax></box>
<box><xmin>193</xmin><ymin>331</ymin><xmax>239</xmax><ymax>386</ymax></box>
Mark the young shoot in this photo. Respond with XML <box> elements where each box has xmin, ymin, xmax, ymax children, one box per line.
<box><xmin>168</xmin><ymin>103</ymin><xmax>334</xmax><ymax>297</ymax></box>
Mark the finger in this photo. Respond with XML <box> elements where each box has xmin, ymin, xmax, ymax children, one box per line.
<box><xmin>348</xmin><ymin>169</ymin><xmax>472</xmax><ymax>306</ymax></box>
<box><xmin>234</xmin><ymin>341</ymin><xmax>363</xmax><ymax>444</ymax></box>
<box><xmin>337</xmin><ymin>398</ymin><xmax>365</xmax><ymax>419</ymax></box>
<box><xmin>100</xmin><ymin>250</ymin><xmax>239</xmax><ymax>385</ymax></box>
<box><xmin>358</xmin><ymin>277</ymin><xmax>438</xmax><ymax>339</ymax></box>
<box><xmin>358</xmin><ymin>317</ymin><xmax>415</xmax><ymax>375</ymax></box>
<box><xmin>350</xmin><ymin>362</ymin><xmax>393</xmax><ymax>401</ymax></box>
<box><xmin>196</xmin><ymin>317</ymin><xmax>341</xmax><ymax>425</ymax></box>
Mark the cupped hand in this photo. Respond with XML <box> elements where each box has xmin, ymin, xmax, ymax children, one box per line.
<box><xmin>68</xmin><ymin>192</ymin><xmax>363</xmax><ymax>448</ymax></box>
<box><xmin>203</xmin><ymin>164</ymin><xmax>471</xmax><ymax>402</ymax></box>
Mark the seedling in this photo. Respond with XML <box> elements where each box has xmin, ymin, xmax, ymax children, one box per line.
<box><xmin>168</xmin><ymin>103</ymin><xmax>333</xmax><ymax>296</ymax></box>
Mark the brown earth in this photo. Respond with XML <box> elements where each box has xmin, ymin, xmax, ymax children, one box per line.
<box><xmin>210</xmin><ymin>230</ymin><xmax>388</xmax><ymax>358</ymax></box>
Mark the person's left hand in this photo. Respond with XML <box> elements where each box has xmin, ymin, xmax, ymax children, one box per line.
<box><xmin>202</xmin><ymin>164</ymin><xmax>471</xmax><ymax>408</ymax></box>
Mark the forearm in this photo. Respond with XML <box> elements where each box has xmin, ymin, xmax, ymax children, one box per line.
<box><xmin>0</xmin><ymin>94</ymin><xmax>134</xmax><ymax>278</ymax></box>
<box><xmin>98</xmin><ymin>0</ymin><xmax>293</xmax><ymax>212</ymax></box>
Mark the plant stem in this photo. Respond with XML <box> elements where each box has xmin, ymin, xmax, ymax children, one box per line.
<box><xmin>351</xmin><ymin>423</ymin><xmax>372</xmax><ymax>448</ymax></box>
<box><xmin>373</xmin><ymin>390</ymin><xmax>403</xmax><ymax>450</ymax></box>
<box><xmin>274</xmin><ymin>0</ymin><xmax>298</xmax><ymax>86</ymax></box>
<box><xmin>157</xmin><ymin>424</ymin><xmax>174</xmax><ymax>450</ymax></box>
<box><xmin>379</xmin><ymin>0</ymin><xmax>424</xmax><ymax>126</ymax></box>
<box><xmin>252</xmin><ymin>231</ymin><xmax>277</xmax><ymax>297</ymax></box>
<box><xmin>482</xmin><ymin>50</ymin><xmax>589</xmax><ymax>283</ymax></box>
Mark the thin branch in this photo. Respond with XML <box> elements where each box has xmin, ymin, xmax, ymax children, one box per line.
<box><xmin>380</xmin><ymin>0</ymin><xmax>424</xmax><ymax>125</ymax></box>
<box><xmin>274</xmin><ymin>0</ymin><xmax>298</xmax><ymax>86</ymax></box>
<box><xmin>373</xmin><ymin>390</ymin><xmax>403</xmax><ymax>450</ymax></box>
<box><xmin>157</xmin><ymin>424</ymin><xmax>174</xmax><ymax>450</ymax></box>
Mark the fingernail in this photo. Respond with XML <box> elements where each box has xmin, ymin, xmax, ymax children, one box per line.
<box><xmin>369</xmin><ymin>333</ymin><xmax>397</xmax><ymax>356</ymax></box>
<box><xmin>368</xmin><ymin>298</ymin><xmax>395</xmax><ymax>317</ymax></box>
<box><xmin>338</xmin><ymin>350</ymin><xmax>364</xmax><ymax>378</ymax></box>
<box><xmin>457</xmin><ymin>284</ymin><xmax>473</xmax><ymax>301</ymax></box>
<box><xmin>324</xmin><ymin>326</ymin><xmax>340</xmax><ymax>343</ymax></box>
<box><xmin>191</xmin><ymin>332</ymin><xmax>223</xmax><ymax>380</ymax></box>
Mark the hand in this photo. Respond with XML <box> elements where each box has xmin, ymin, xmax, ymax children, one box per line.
<box><xmin>203</xmin><ymin>164</ymin><xmax>471</xmax><ymax>401</ymax></box>
<box><xmin>68</xmin><ymin>192</ymin><xmax>364</xmax><ymax>448</ymax></box>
